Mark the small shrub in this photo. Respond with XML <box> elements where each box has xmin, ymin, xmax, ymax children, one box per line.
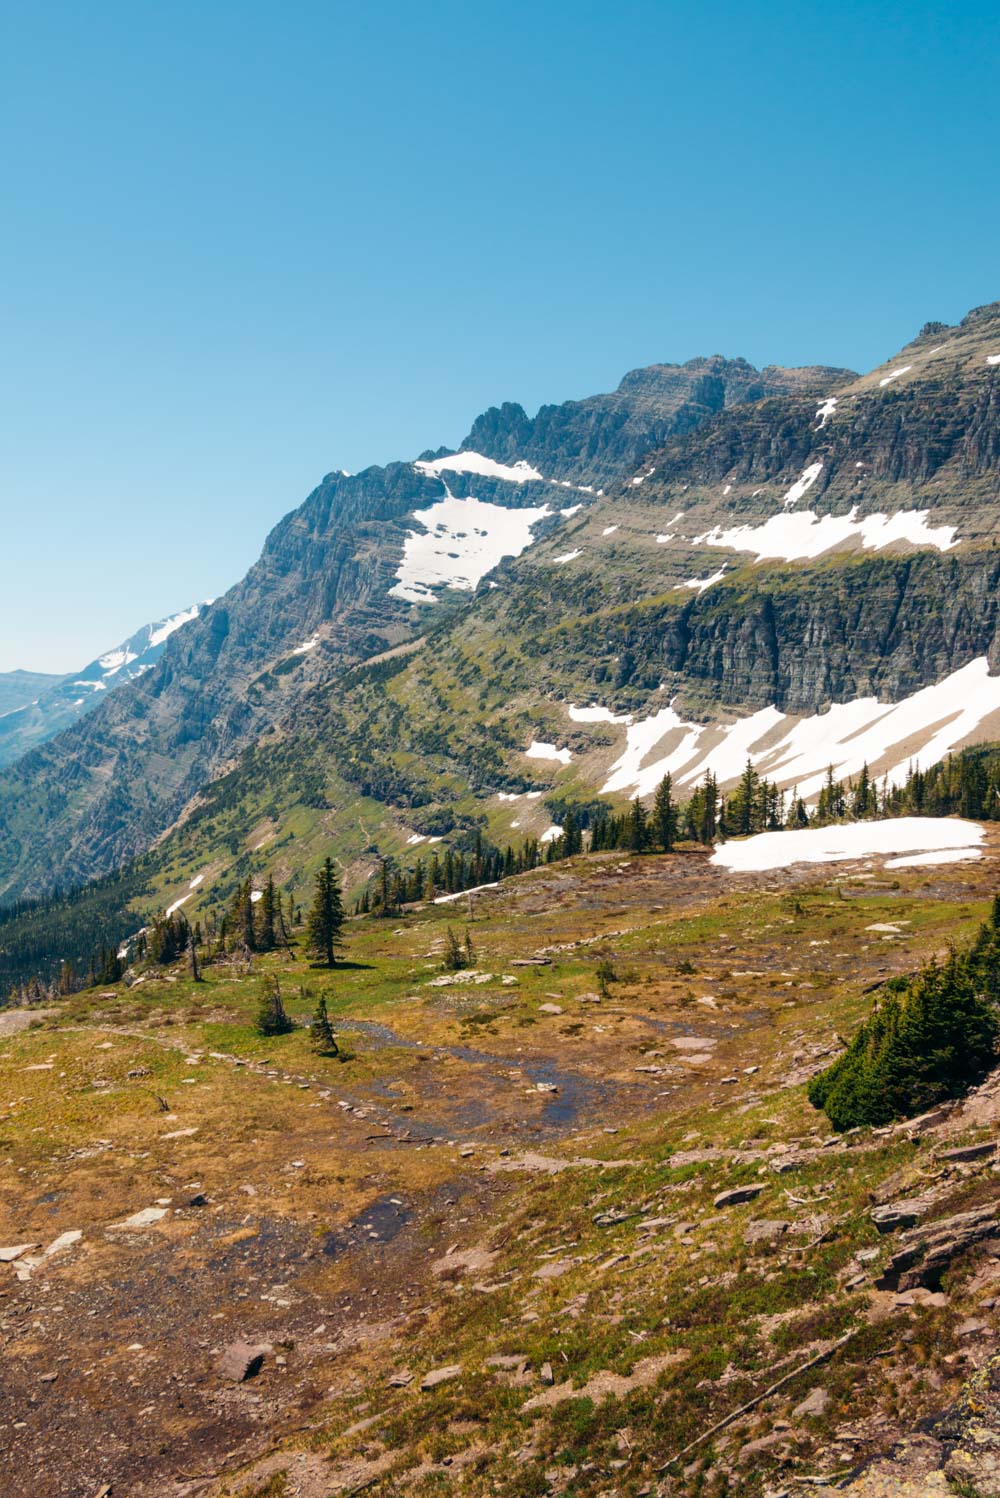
<box><xmin>256</xmin><ymin>975</ymin><xmax>294</xmax><ymax>1037</ymax></box>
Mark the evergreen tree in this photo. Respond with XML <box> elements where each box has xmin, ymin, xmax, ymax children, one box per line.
<box><xmin>653</xmin><ymin>773</ymin><xmax>677</xmax><ymax>852</ymax></box>
<box><xmin>258</xmin><ymin>876</ymin><xmax>277</xmax><ymax>951</ymax></box>
<box><xmin>256</xmin><ymin>975</ymin><xmax>294</xmax><ymax>1036</ymax></box>
<box><xmin>443</xmin><ymin>926</ymin><xmax>465</xmax><ymax>971</ymax></box>
<box><xmin>305</xmin><ymin>858</ymin><xmax>344</xmax><ymax>967</ymax></box>
<box><xmin>562</xmin><ymin>810</ymin><xmax>582</xmax><ymax>857</ymax></box>
<box><xmin>696</xmin><ymin>772</ymin><xmax>719</xmax><ymax>843</ymax></box>
<box><xmin>729</xmin><ymin>760</ymin><xmax>760</xmax><ymax>837</ymax></box>
<box><xmin>310</xmin><ymin>995</ymin><xmax>339</xmax><ymax>1056</ymax></box>
<box><xmin>810</xmin><ymin>903</ymin><xmax>1000</xmax><ymax>1130</ymax></box>
<box><xmin>628</xmin><ymin>797</ymin><xmax>649</xmax><ymax>852</ymax></box>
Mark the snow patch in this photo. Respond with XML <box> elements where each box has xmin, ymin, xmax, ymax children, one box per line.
<box><xmin>569</xmin><ymin>704</ymin><xmax>634</xmax><ymax>725</ymax></box>
<box><xmin>711</xmin><ymin>817</ymin><xmax>983</xmax><ymax>873</ymax></box>
<box><xmin>540</xmin><ymin>825</ymin><xmax>563</xmax><ymax>844</ymax></box>
<box><xmin>815</xmin><ymin>397</ymin><xmax>837</xmax><ymax>429</ymax></box>
<box><xmin>879</xmin><ymin>365</ymin><xmax>912</xmax><ymax>388</ymax></box>
<box><xmin>885</xmin><ymin>848</ymin><xmax>982</xmax><ymax>869</ymax></box>
<box><xmin>552</xmin><ymin>549</ymin><xmax>582</xmax><ymax>564</ymax></box>
<box><xmin>390</xmin><ymin>495</ymin><xmax>551</xmax><ymax>603</ymax></box>
<box><xmin>526</xmin><ymin>740</ymin><xmax>572</xmax><ymax>766</ymax></box>
<box><xmin>434</xmin><ymin>882</ymin><xmax>499</xmax><ymax>904</ymax></box>
<box><xmin>147</xmin><ymin>605</ymin><xmax>201</xmax><ymax>651</ymax></box>
<box><xmin>783</xmin><ymin>462</ymin><xmax>824</xmax><ymax>508</ymax></box>
<box><xmin>988</xmin><ymin>355</ymin><xmax>1000</xmax><ymax>366</ymax></box>
<box><xmin>695</xmin><ymin>506</ymin><xmax>957</xmax><ymax>563</ymax></box>
<box><xmin>99</xmin><ymin>647</ymin><xmax>137</xmax><ymax>673</ymax></box>
<box><xmin>684</xmin><ymin>567</ymin><xmax>727</xmax><ymax>594</ymax></box>
<box><xmin>292</xmin><ymin>637</ymin><xmax>318</xmax><ymax>655</ymax></box>
<box><xmin>600</xmin><ymin>657</ymin><xmax>1000</xmax><ymax>801</ymax></box>
<box><xmin>414</xmin><ymin>451</ymin><xmax>543</xmax><ymax>484</ymax></box>
<box><xmin>602</xmin><ymin>525</ymin><xmax>619</xmax><ymax>536</ymax></box>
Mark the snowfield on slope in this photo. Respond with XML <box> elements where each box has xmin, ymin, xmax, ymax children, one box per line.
<box><xmin>711</xmin><ymin>817</ymin><xmax>984</xmax><ymax>873</ymax></box>
<box><xmin>598</xmin><ymin>657</ymin><xmax>1000</xmax><ymax>800</ymax></box>
<box><xmin>390</xmin><ymin>495</ymin><xmax>551</xmax><ymax>602</ymax></box>
<box><xmin>694</xmin><ymin>506</ymin><xmax>957</xmax><ymax>562</ymax></box>
<box><xmin>414</xmin><ymin>451</ymin><xmax>544</xmax><ymax>484</ymax></box>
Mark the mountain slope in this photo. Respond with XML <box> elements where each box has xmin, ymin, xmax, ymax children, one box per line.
<box><xmin>0</xmin><ymin>355</ymin><xmax>848</xmax><ymax>900</ymax></box>
<box><xmin>0</xmin><ymin>669</ymin><xmax>66</xmax><ymax>719</ymax></box>
<box><xmin>0</xmin><ymin>605</ymin><xmax>208</xmax><ymax>770</ymax></box>
<box><xmin>119</xmin><ymin>301</ymin><xmax>1000</xmax><ymax>927</ymax></box>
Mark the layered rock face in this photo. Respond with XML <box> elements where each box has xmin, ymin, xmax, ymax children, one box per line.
<box><xmin>3</xmin><ymin>300</ymin><xmax>999</xmax><ymax>900</ymax></box>
<box><xmin>459</xmin><ymin>355</ymin><xmax>852</xmax><ymax>484</ymax></box>
<box><xmin>0</xmin><ymin>355</ymin><xmax>838</xmax><ymax>897</ymax></box>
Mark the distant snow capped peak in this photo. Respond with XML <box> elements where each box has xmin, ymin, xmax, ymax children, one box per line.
<box><xmin>146</xmin><ymin>603</ymin><xmax>203</xmax><ymax>651</ymax></box>
<box><xmin>95</xmin><ymin>601</ymin><xmax>209</xmax><ymax>682</ymax></box>
<box><xmin>0</xmin><ymin>599</ymin><xmax>213</xmax><ymax>769</ymax></box>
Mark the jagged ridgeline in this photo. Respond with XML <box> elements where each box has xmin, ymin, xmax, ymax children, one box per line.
<box><xmin>1</xmin><ymin>301</ymin><xmax>1000</xmax><ymax>969</ymax></box>
<box><xmin>0</xmin><ymin>355</ymin><xmax>845</xmax><ymax>903</ymax></box>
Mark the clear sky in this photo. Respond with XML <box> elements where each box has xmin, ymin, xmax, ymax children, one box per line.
<box><xmin>1</xmin><ymin>0</ymin><xmax>998</xmax><ymax>672</ymax></box>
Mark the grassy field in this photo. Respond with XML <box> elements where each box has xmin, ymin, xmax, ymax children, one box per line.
<box><xmin>3</xmin><ymin>837</ymin><xmax>1000</xmax><ymax>1496</ymax></box>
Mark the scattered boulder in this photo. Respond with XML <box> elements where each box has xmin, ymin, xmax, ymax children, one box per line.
<box><xmin>792</xmin><ymin>1386</ymin><xmax>830</xmax><ymax>1420</ymax></box>
<box><xmin>421</xmin><ymin>1364</ymin><xmax>462</xmax><ymax>1391</ymax></box>
<box><xmin>871</xmin><ymin>1200</ymin><xmax>933</xmax><ymax>1234</ymax></box>
<box><xmin>714</xmin><ymin>1185</ymin><xmax>764</xmax><ymax>1209</ymax></box>
<box><xmin>744</xmin><ymin>1219</ymin><xmax>790</xmax><ymax>1247</ymax></box>
<box><xmin>387</xmin><ymin>1369</ymin><xmax>414</xmax><ymax>1387</ymax></box>
<box><xmin>956</xmin><ymin>1317</ymin><xmax>992</xmax><ymax>1338</ymax></box>
<box><xmin>110</xmin><ymin>1206</ymin><xmax>169</xmax><ymax>1230</ymax></box>
<box><xmin>904</xmin><ymin>1106</ymin><xmax>953</xmax><ymax>1136</ymax></box>
<box><xmin>936</xmin><ymin>1142</ymin><xmax>997</xmax><ymax>1164</ymax></box>
<box><xmin>877</xmin><ymin>1205</ymin><xmax>1000</xmax><ymax>1291</ymax></box>
<box><xmin>433</xmin><ymin>1246</ymin><xmax>497</xmax><ymax>1278</ymax></box>
<box><xmin>218</xmin><ymin>1341</ymin><xmax>270</xmax><ymax>1382</ymax></box>
<box><xmin>533</xmin><ymin>1258</ymin><xmax>573</xmax><ymax>1280</ymax></box>
<box><xmin>0</xmin><ymin>1244</ymin><xmax>39</xmax><ymax>1263</ymax></box>
<box><xmin>540</xmin><ymin>1362</ymin><xmax>555</xmax><ymax>1386</ymax></box>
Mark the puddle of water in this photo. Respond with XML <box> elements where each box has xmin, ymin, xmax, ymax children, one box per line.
<box><xmin>322</xmin><ymin>1195</ymin><xmax>413</xmax><ymax>1257</ymax></box>
<box><xmin>343</xmin><ymin>1018</ymin><xmax>648</xmax><ymax>1132</ymax></box>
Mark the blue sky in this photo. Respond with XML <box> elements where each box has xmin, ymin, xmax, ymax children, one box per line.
<box><xmin>1</xmin><ymin>0</ymin><xmax>998</xmax><ymax>671</ymax></box>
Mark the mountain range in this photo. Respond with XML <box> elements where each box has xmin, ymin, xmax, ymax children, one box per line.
<box><xmin>0</xmin><ymin>604</ymin><xmax>208</xmax><ymax>771</ymax></box>
<box><xmin>2</xmin><ymin>301</ymin><xmax>1000</xmax><ymax>954</ymax></box>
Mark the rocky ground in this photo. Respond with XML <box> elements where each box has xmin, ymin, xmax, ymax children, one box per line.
<box><xmin>4</xmin><ymin>839</ymin><xmax>1000</xmax><ymax>1496</ymax></box>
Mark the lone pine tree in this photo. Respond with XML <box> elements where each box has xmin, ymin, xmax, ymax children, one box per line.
<box><xmin>306</xmin><ymin>858</ymin><xmax>344</xmax><ymax>967</ymax></box>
